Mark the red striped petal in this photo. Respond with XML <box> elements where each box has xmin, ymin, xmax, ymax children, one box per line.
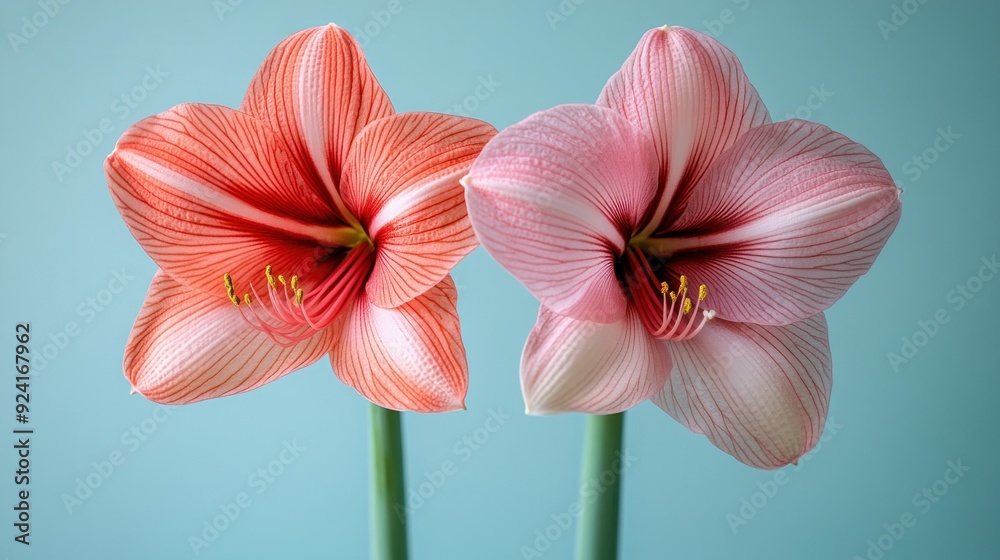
<box><xmin>598</xmin><ymin>26</ymin><xmax>770</xmax><ymax>235</ymax></box>
<box><xmin>653</xmin><ymin>314</ymin><xmax>832</xmax><ymax>469</ymax></box>
<box><xmin>341</xmin><ymin>112</ymin><xmax>497</xmax><ymax>308</ymax></box>
<box><xmin>241</xmin><ymin>24</ymin><xmax>394</xmax><ymax>211</ymax></box>
<box><xmin>521</xmin><ymin>306</ymin><xmax>671</xmax><ymax>415</ymax></box>
<box><xmin>125</xmin><ymin>271</ymin><xmax>338</xmax><ymax>404</ymax></box>
<box><xmin>106</xmin><ymin>103</ymin><xmax>348</xmax><ymax>296</ymax></box>
<box><xmin>329</xmin><ymin>276</ymin><xmax>468</xmax><ymax>412</ymax></box>
<box><xmin>464</xmin><ymin>104</ymin><xmax>659</xmax><ymax>324</ymax></box>
<box><xmin>654</xmin><ymin>120</ymin><xmax>902</xmax><ymax>325</ymax></box>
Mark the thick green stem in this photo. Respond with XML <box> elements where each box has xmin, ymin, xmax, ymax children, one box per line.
<box><xmin>575</xmin><ymin>412</ymin><xmax>625</xmax><ymax>560</ymax></box>
<box><xmin>370</xmin><ymin>404</ymin><xmax>408</xmax><ymax>560</ymax></box>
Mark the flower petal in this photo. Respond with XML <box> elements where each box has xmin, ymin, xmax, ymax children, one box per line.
<box><xmin>464</xmin><ymin>104</ymin><xmax>659</xmax><ymax>324</ymax></box>
<box><xmin>241</xmin><ymin>24</ymin><xmax>394</xmax><ymax>208</ymax></box>
<box><xmin>106</xmin><ymin>103</ymin><xmax>349</xmax><ymax>296</ymax></box>
<box><xmin>521</xmin><ymin>306</ymin><xmax>671</xmax><ymax>415</ymax></box>
<box><xmin>125</xmin><ymin>271</ymin><xmax>338</xmax><ymax>404</ymax></box>
<box><xmin>329</xmin><ymin>276</ymin><xmax>467</xmax><ymax>412</ymax></box>
<box><xmin>656</xmin><ymin>120</ymin><xmax>902</xmax><ymax>325</ymax></box>
<box><xmin>341</xmin><ymin>112</ymin><xmax>497</xmax><ymax>308</ymax></box>
<box><xmin>598</xmin><ymin>26</ymin><xmax>770</xmax><ymax>235</ymax></box>
<box><xmin>652</xmin><ymin>314</ymin><xmax>832</xmax><ymax>469</ymax></box>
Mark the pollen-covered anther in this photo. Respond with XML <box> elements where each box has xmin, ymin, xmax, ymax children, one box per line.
<box><xmin>223</xmin><ymin>273</ymin><xmax>240</xmax><ymax>306</ymax></box>
<box><xmin>651</xmin><ymin>275</ymin><xmax>715</xmax><ymax>341</ymax></box>
<box><xmin>222</xmin><ymin>265</ymin><xmax>318</xmax><ymax>347</ymax></box>
<box><xmin>659</xmin><ymin>281</ymin><xmax>669</xmax><ymax>294</ymax></box>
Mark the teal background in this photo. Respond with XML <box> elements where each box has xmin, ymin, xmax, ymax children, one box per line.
<box><xmin>1</xmin><ymin>0</ymin><xmax>997</xmax><ymax>558</ymax></box>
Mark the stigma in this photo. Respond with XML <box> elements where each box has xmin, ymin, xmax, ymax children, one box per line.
<box><xmin>652</xmin><ymin>275</ymin><xmax>715</xmax><ymax>341</ymax></box>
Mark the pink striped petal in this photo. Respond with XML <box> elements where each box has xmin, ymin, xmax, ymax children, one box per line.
<box><xmin>521</xmin><ymin>306</ymin><xmax>671</xmax><ymax>415</ymax></box>
<box><xmin>106</xmin><ymin>103</ymin><xmax>352</xmax><ymax>296</ymax></box>
<box><xmin>341</xmin><ymin>112</ymin><xmax>497</xmax><ymax>308</ymax></box>
<box><xmin>653</xmin><ymin>314</ymin><xmax>832</xmax><ymax>469</ymax></box>
<box><xmin>125</xmin><ymin>271</ymin><xmax>338</xmax><ymax>404</ymax></box>
<box><xmin>329</xmin><ymin>276</ymin><xmax>467</xmax><ymax>412</ymax></box>
<box><xmin>598</xmin><ymin>26</ymin><xmax>770</xmax><ymax>235</ymax></box>
<box><xmin>241</xmin><ymin>25</ymin><xmax>394</xmax><ymax>212</ymax></box>
<box><xmin>654</xmin><ymin>120</ymin><xmax>902</xmax><ymax>325</ymax></box>
<box><xmin>464</xmin><ymin>104</ymin><xmax>659</xmax><ymax>324</ymax></box>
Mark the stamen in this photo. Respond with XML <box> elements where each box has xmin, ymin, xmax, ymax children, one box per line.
<box><xmin>222</xmin><ymin>265</ymin><xmax>318</xmax><ymax>346</ymax></box>
<box><xmin>650</xmin><ymin>274</ymin><xmax>715</xmax><ymax>342</ymax></box>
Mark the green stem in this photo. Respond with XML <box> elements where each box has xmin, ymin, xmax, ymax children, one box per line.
<box><xmin>370</xmin><ymin>404</ymin><xmax>408</xmax><ymax>560</ymax></box>
<box><xmin>575</xmin><ymin>412</ymin><xmax>625</xmax><ymax>560</ymax></box>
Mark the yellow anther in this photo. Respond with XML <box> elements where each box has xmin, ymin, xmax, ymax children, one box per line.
<box><xmin>228</xmin><ymin>293</ymin><xmax>240</xmax><ymax>306</ymax></box>
<box><xmin>265</xmin><ymin>265</ymin><xmax>276</xmax><ymax>287</ymax></box>
<box><xmin>243</xmin><ymin>293</ymin><xmax>252</xmax><ymax>305</ymax></box>
<box><xmin>683</xmin><ymin>298</ymin><xmax>693</xmax><ymax>315</ymax></box>
<box><xmin>660</xmin><ymin>281</ymin><xmax>669</xmax><ymax>295</ymax></box>
<box><xmin>669</xmin><ymin>291</ymin><xmax>677</xmax><ymax>303</ymax></box>
<box><xmin>295</xmin><ymin>288</ymin><xmax>304</xmax><ymax>305</ymax></box>
<box><xmin>678</xmin><ymin>275</ymin><xmax>688</xmax><ymax>293</ymax></box>
<box><xmin>698</xmin><ymin>284</ymin><xmax>708</xmax><ymax>301</ymax></box>
<box><xmin>223</xmin><ymin>273</ymin><xmax>234</xmax><ymax>292</ymax></box>
<box><xmin>291</xmin><ymin>275</ymin><xmax>299</xmax><ymax>291</ymax></box>
<box><xmin>278</xmin><ymin>274</ymin><xmax>286</xmax><ymax>285</ymax></box>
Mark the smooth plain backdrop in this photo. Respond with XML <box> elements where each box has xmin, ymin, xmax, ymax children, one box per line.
<box><xmin>1</xmin><ymin>1</ymin><xmax>998</xmax><ymax>559</ymax></box>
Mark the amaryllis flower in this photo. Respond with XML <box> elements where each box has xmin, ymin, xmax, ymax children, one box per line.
<box><xmin>106</xmin><ymin>25</ymin><xmax>496</xmax><ymax>412</ymax></box>
<box><xmin>463</xmin><ymin>26</ymin><xmax>900</xmax><ymax>467</ymax></box>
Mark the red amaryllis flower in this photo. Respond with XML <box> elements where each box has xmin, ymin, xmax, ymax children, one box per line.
<box><xmin>463</xmin><ymin>26</ymin><xmax>901</xmax><ymax>467</ymax></box>
<box><xmin>106</xmin><ymin>25</ymin><xmax>496</xmax><ymax>412</ymax></box>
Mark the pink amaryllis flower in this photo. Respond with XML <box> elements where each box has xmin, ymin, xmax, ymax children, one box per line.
<box><xmin>106</xmin><ymin>25</ymin><xmax>496</xmax><ymax>412</ymax></box>
<box><xmin>463</xmin><ymin>26</ymin><xmax>901</xmax><ymax>468</ymax></box>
